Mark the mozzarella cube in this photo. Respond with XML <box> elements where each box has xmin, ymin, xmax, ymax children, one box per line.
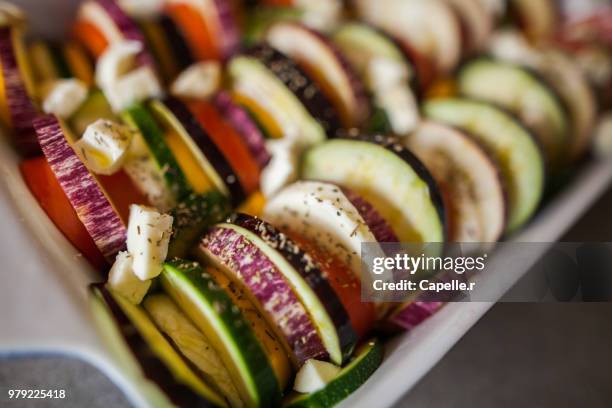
<box><xmin>96</xmin><ymin>40</ymin><xmax>142</xmax><ymax>90</ymax></box>
<box><xmin>127</xmin><ymin>205</ymin><xmax>173</xmax><ymax>280</ymax></box>
<box><xmin>293</xmin><ymin>359</ymin><xmax>341</xmax><ymax>393</ymax></box>
<box><xmin>104</xmin><ymin>65</ymin><xmax>163</xmax><ymax>112</ymax></box>
<box><xmin>108</xmin><ymin>251</ymin><xmax>151</xmax><ymax>304</ymax></box>
<box><xmin>171</xmin><ymin>61</ymin><xmax>221</xmax><ymax>100</ymax></box>
<box><xmin>42</xmin><ymin>79</ymin><xmax>88</xmax><ymax>119</ymax></box>
<box><xmin>261</xmin><ymin>138</ymin><xmax>301</xmax><ymax>198</ymax></box>
<box><xmin>74</xmin><ymin>119</ymin><xmax>134</xmax><ymax>175</ymax></box>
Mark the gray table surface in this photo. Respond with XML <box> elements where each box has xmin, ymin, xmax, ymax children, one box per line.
<box><xmin>3</xmin><ymin>187</ymin><xmax>612</xmax><ymax>408</ymax></box>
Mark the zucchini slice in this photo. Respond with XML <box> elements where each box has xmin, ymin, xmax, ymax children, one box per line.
<box><xmin>90</xmin><ymin>285</ymin><xmax>224</xmax><ymax>407</ymax></box>
<box><xmin>161</xmin><ymin>260</ymin><xmax>282</xmax><ymax>407</ymax></box>
<box><xmin>301</xmin><ymin>136</ymin><xmax>445</xmax><ymax>243</ymax></box>
<box><xmin>284</xmin><ymin>339</ymin><xmax>384</xmax><ymax>408</ymax></box>
<box><xmin>458</xmin><ymin>58</ymin><xmax>569</xmax><ymax>169</ymax></box>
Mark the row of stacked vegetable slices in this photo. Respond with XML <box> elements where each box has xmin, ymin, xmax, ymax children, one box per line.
<box><xmin>1</xmin><ymin>0</ymin><xmax>611</xmax><ymax>406</ymax></box>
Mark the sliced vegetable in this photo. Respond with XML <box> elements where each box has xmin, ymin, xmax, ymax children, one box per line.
<box><xmin>205</xmin><ymin>266</ymin><xmax>292</xmax><ymax>391</ymax></box>
<box><xmin>424</xmin><ymin>98</ymin><xmax>544</xmax><ymax>233</ymax></box>
<box><xmin>263</xmin><ymin>181</ymin><xmax>389</xmax><ymax>277</ymax></box>
<box><xmin>34</xmin><ymin>114</ymin><xmax>126</xmax><ymax>261</ymax></box>
<box><xmin>188</xmin><ymin>100</ymin><xmax>261</xmax><ymax>196</ymax></box>
<box><xmin>287</xmin><ymin>233</ymin><xmax>375</xmax><ymax>339</ymax></box>
<box><xmin>442</xmin><ymin>0</ymin><xmax>492</xmax><ymax>53</ymax></box>
<box><xmin>63</xmin><ymin>40</ymin><xmax>95</xmax><ymax>86</ymax></box>
<box><xmin>333</xmin><ymin>23</ymin><xmax>420</xmax><ymax>135</ymax></box>
<box><xmin>0</xmin><ymin>25</ymin><xmax>40</xmax><ymax>156</ymax></box>
<box><xmin>147</xmin><ymin>99</ymin><xmax>218</xmax><ymax>196</ymax></box>
<box><xmin>458</xmin><ymin>58</ymin><xmax>569</xmax><ymax>169</ymax></box>
<box><xmin>69</xmin><ymin>90</ymin><xmax>115</xmax><ymax>136</ymax></box>
<box><xmin>151</xmin><ymin>97</ymin><xmax>244</xmax><ymax>203</ymax></box>
<box><xmin>161</xmin><ymin>259</ymin><xmax>282</xmax><ymax>407</ymax></box>
<box><xmin>143</xmin><ymin>294</ymin><xmax>243</xmax><ymax>407</ymax></box>
<box><xmin>174</xmin><ymin>0</ymin><xmax>240</xmax><ymax>59</ymax></box>
<box><xmin>90</xmin><ymin>284</ymin><xmax>223</xmax><ymax>407</ymax></box>
<box><xmin>301</xmin><ymin>136</ymin><xmax>445</xmax><ymax>243</ymax></box>
<box><xmin>123</xmin><ymin>103</ymin><xmax>192</xmax><ymax>201</ymax></box>
<box><xmin>355</xmin><ymin>0</ymin><xmax>462</xmax><ymax>73</ymax></box>
<box><xmin>405</xmin><ymin>121</ymin><xmax>507</xmax><ymax>243</ymax></box>
<box><xmin>214</xmin><ymin>91</ymin><xmax>271</xmax><ymax>169</ymax></box>
<box><xmin>20</xmin><ymin>157</ymin><xmax>107</xmax><ymax>271</ymax></box>
<box><xmin>198</xmin><ymin>225</ymin><xmax>328</xmax><ymax>365</ymax></box>
<box><xmin>158</xmin><ymin>14</ymin><xmax>194</xmax><ymax>72</ymax></box>
<box><xmin>92</xmin><ymin>0</ymin><xmax>156</xmax><ymax>67</ymax></box>
<box><xmin>385</xmin><ymin>301</ymin><xmax>444</xmax><ymax>332</ymax></box>
<box><xmin>284</xmin><ymin>339</ymin><xmax>384</xmax><ymax>408</ymax></box>
<box><xmin>229</xmin><ymin>213</ymin><xmax>358</xmax><ymax>364</ymax></box>
<box><xmin>266</xmin><ymin>22</ymin><xmax>370</xmax><ymax>128</ymax></box>
<box><xmin>229</xmin><ymin>46</ymin><xmax>338</xmax><ymax>143</ymax></box>
<box><xmin>168</xmin><ymin>191</ymin><xmax>229</xmax><ymax>259</ymax></box>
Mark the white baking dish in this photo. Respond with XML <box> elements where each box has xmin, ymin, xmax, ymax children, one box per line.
<box><xmin>2</xmin><ymin>1</ymin><xmax>612</xmax><ymax>407</ymax></box>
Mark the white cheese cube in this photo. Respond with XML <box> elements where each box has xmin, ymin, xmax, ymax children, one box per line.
<box><xmin>41</xmin><ymin>79</ymin><xmax>88</xmax><ymax>119</ymax></box>
<box><xmin>108</xmin><ymin>251</ymin><xmax>151</xmax><ymax>304</ymax></box>
<box><xmin>171</xmin><ymin>61</ymin><xmax>221</xmax><ymax>100</ymax></box>
<box><xmin>96</xmin><ymin>40</ymin><xmax>142</xmax><ymax>90</ymax></box>
<box><xmin>104</xmin><ymin>65</ymin><xmax>163</xmax><ymax>112</ymax></box>
<box><xmin>74</xmin><ymin>119</ymin><xmax>134</xmax><ymax>175</ymax></box>
<box><xmin>293</xmin><ymin>359</ymin><xmax>341</xmax><ymax>393</ymax></box>
<box><xmin>127</xmin><ymin>205</ymin><xmax>173</xmax><ymax>280</ymax></box>
<box><xmin>260</xmin><ymin>138</ymin><xmax>301</xmax><ymax>198</ymax></box>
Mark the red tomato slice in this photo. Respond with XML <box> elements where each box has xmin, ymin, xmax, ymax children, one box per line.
<box><xmin>288</xmin><ymin>232</ymin><xmax>376</xmax><ymax>338</ymax></box>
<box><xmin>20</xmin><ymin>157</ymin><xmax>107</xmax><ymax>271</ymax></box>
<box><xmin>188</xmin><ymin>101</ymin><xmax>261</xmax><ymax>196</ymax></box>
<box><xmin>165</xmin><ymin>3</ymin><xmax>219</xmax><ymax>61</ymax></box>
<box><xmin>97</xmin><ymin>171</ymin><xmax>150</xmax><ymax>223</ymax></box>
<box><xmin>71</xmin><ymin>20</ymin><xmax>109</xmax><ymax>60</ymax></box>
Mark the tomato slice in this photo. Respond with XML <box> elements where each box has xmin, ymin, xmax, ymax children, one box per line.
<box><xmin>72</xmin><ymin>20</ymin><xmax>109</xmax><ymax>60</ymax></box>
<box><xmin>287</xmin><ymin>233</ymin><xmax>376</xmax><ymax>338</ymax></box>
<box><xmin>20</xmin><ymin>157</ymin><xmax>107</xmax><ymax>271</ymax></box>
<box><xmin>188</xmin><ymin>101</ymin><xmax>261</xmax><ymax>196</ymax></box>
<box><xmin>97</xmin><ymin>171</ymin><xmax>150</xmax><ymax>223</ymax></box>
<box><xmin>165</xmin><ymin>3</ymin><xmax>219</xmax><ymax>61</ymax></box>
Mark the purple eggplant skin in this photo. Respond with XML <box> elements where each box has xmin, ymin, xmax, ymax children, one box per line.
<box><xmin>339</xmin><ymin>131</ymin><xmax>448</xmax><ymax>242</ymax></box>
<box><xmin>34</xmin><ymin>114</ymin><xmax>127</xmax><ymax>262</ymax></box>
<box><xmin>228</xmin><ymin>213</ymin><xmax>357</xmax><ymax>362</ymax></box>
<box><xmin>161</xmin><ymin>97</ymin><xmax>247</xmax><ymax>206</ymax></box>
<box><xmin>246</xmin><ymin>44</ymin><xmax>343</xmax><ymax>138</ymax></box>
<box><xmin>340</xmin><ymin>187</ymin><xmax>399</xmax><ymax>243</ymax></box>
<box><xmin>212</xmin><ymin>0</ymin><xmax>241</xmax><ymax>60</ymax></box>
<box><xmin>198</xmin><ymin>225</ymin><xmax>329</xmax><ymax>365</ymax></box>
<box><xmin>386</xmin><ymin>301</ymin><xmax>444</xmax><ymax>332</ymax></box>
<box><xmin>214</xmin><ymin>92</ymin><xmax>271</xmax><ymax>168</ymax></box>
<box><xmin>0</xmin><ymin>27</ymin><xmax>40</xmax><ymax>156</ymax></box>
<box><xmin>94</xmin><ymin>0</ymin><xmax>156</xmax><ymax>69</ymax></box>
<box><xmin>158</xmin><ymin>15</ymin><xmax>195</xmax><ymax>72</ymax></box>
<box><xmin>91</xmin><ymin>284</ymin><xmax>215</xmax><ymax>408</ymax></box>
